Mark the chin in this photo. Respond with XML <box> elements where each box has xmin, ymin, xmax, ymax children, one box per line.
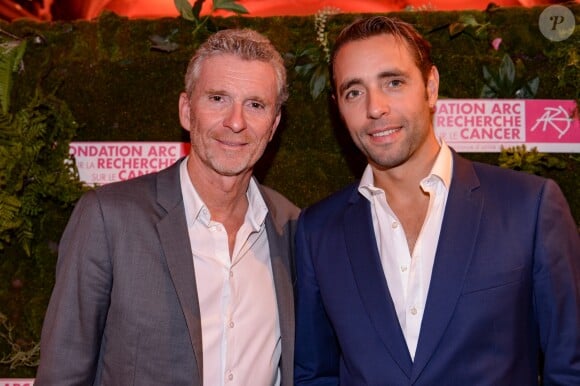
<box><xmin>212</xmin><ymin>162</ymin><xmax>250</xmax><ymax>177</ymax></box>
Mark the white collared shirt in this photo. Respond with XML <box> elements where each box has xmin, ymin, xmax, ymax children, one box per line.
<box><xmin>358</xmin><ymin>141</ymin><xmax>453</xmax><ymax>360</ymax></box>
<box><xmin>180</xmin><ymin>159</ymin><xmax>281</xmax><ymax>386</ymax></box>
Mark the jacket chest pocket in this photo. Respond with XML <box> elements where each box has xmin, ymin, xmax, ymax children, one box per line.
<box><xmin>461</xmin><ymin>266</ymin><xmax>524</xmax><ymax>295</ymax></box>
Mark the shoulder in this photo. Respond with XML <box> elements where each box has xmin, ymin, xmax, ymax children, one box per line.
<box><xmin>473</xmin><ymin>160</ymin><xmax>544</xmax><ymax>184</ymax></box>
<box><xmin>455</xmin><ymin>155</ymin><xmax>568</xmax><ymax>212</ymax></box>
<box><xmin>455</xmin><ymin>153</ymin><xmax>548</xmax><ymax>195</ymax></box>
<box><xmin>91</xmin><ymin>171</ymin><xmax>158</xmax><ymax>202</ymax></box>
<box><xmin>260</xmin><ymin>184</ymin><xmax>300</xmax><ymax>222</ymax></box>
<box><xmin>77</xmin><ymin>164</ymin><xmax>179</xmax><ymax>216</ymax></box>
<box><xmin>92</xmin><ymin>160</ymin><xmax>180</xmax><ymax>201</ymax></box>
<box><xmin>299</xmin><ymin>182</ymin><xmax>360</xmax><ymax>227</ymax></box>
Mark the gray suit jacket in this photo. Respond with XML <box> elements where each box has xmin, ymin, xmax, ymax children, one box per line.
<box><xmin>35</xmin><ymin>160</ymin><xmax>299</xmax><ymax>385</ymax></box>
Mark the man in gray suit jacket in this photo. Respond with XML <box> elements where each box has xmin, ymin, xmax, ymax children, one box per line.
<box><xmin>35</xmin><ymin>28</ymin><xmax>299</xmax><ymax>386</ymax></box>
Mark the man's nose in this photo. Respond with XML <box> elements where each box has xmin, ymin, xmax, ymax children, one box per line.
<box><xmin>223</xmin><ymin>103</ymin><xmax>246</xmax><ymax>132</ymax></box>
<box><xmin>367</xmin><ymin>90</ymin><xmax>390</xmax><ymax>119</ymax></box>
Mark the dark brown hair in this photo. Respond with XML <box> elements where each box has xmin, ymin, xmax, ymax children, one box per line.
<box><xmin>330</xmin><ymin>16</ymin><xmax>434</xmax><ymax>93</ymax></box>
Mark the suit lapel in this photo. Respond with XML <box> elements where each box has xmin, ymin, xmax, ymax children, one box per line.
<box><xmin>411</xmin><ymin>154</ymin><xmax>483</xmax><ymax>383</ymax></box>
<box><xmin>260</xmin><ymin>184</ymin><xmax>297</xmax><ymax>386</ymax></box>
<box><xmin>344</xmin><ymin>191</ymin><xmax>413</xmax><ymax>377</ymax></box>
<box><xmin>155</xmin><ymin>161</ymin><xmax>204</xmax><ymax>382</ymax></box>
<box><xmin>265</xmin><ymin>215</ymin><xmax>294</xmax><ymax>386</ymax></box>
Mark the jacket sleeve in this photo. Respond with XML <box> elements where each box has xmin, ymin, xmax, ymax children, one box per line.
<box><xmin>294</xmin><ymin>209</ymin><xmax>340</xmax><ymax>386</ymax></box>
<box><xmin>35</xmin><ymin>190</ymin><xmax>112</xmax><ymax>385</ymax></box>
<box><xmin>533</xmin><ymin>179</ymin><xmax>580</xmax><ymax>384</ymax></box>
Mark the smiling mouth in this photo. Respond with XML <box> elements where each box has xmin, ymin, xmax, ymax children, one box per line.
<box><xmin>370</xmin><ymin>127</ymin><xmax>401</xmax><ymax>137</ymax></box>
<box><xmin>217</xmin><ymin>139</ymin><xmax>247</xmax><ymax>147</ymax></box>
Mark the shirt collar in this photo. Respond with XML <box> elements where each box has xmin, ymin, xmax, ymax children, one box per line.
<box><xmin>358</xmin><ymin>139</ymin><xmax>453</xmax><ymax>198</ymax></box>
<box><xmin>425</xmin><ymin>139</ymin><xmax>453</xmax><ymax>190</ymax></box>
<box><xmin>179</xmin><ymin>157</ymin><xmax>268</xmax><ymax>231</ymax></box>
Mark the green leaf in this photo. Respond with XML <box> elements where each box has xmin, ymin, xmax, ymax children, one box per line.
<box><xmin>515</xmin><ymin>74</ymin><xmax>539</xmax><ymax>99</ymax></box>
<box><xmin>481</xmin><ymin>65</ymin><xmax>499</xmax><ymax>97</ymax></box>
<box><xmin>482</xmin><ymin>65</ymin><xmax>492</xmax><ymax>83</ymax></box>
<box><xmin>448</xmin><ymin>22</ymin><xmax>466</xmax><ymax>37</ymax></box>
<box><xmin>498</xmin><ymin>145</ymin><xmax>566</xmax><ymax>176</ymax></box>
<box><xmin>480</xmin><ymin>84</ymin><xmax>496</xmax><ymax>98</ymax></box>
<box><xmin>213</xmin><ymin>0</ymin><xmax>248</xmax><ymax>14</ymax></box>
<box><xmin>474</xmin><ymin>24</ymin><xmax>489</xmax><ymax>39</ymax></box>
<box><xmin>174</xmin><ymin>0</ymin><xmax>196</xmax><ymax>21</ymax></box>
<box><xmin>295</xmin><ymin>63</ymin><xmax>316</xmax><ymax>77</ymax></box>
<box><xmin>0</xmin><ymin>40</ymin><xmax>26</xmax><ymax>114</ymax></box>
<box><xmin>458</xmin><ymin>14</ymin><xmax>479</xmax><ymax>27</ymax></box>
<box><xmin>499</xmin><ymin>54</ymin><xmax>515</xmax><ymax>84</ymax></box>
<box><xmin>149</xmin><ymin>35</ymin><xmax>180</xmax><ymax>52</ymax></box>
<box><xmin>527</xmin><ymin>77</ymin><xmax>539</xmax><ymax>96</ymax></box>
<box><xmin>192</xmin><ymin>0</ymin><xmax>205</xmax><ymax>19</ymax></box>
<box><xmin>298</xmin><ymin>46</ymin><xmax>321</xmax><ymax>60</ymax></box>
<box><xmin>310</xmin><ymin>64</ymin><xmax>328</xmax><ymax>100</ymax></box>
<box><xmin>11</xmin><ymin>41</ymin><xmax>26</xmax><ymax>73</ymax></box>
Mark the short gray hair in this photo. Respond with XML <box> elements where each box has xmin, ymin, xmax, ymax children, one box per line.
<box><xmin>184</xmin><ymin>29</ymin><xmax>288</xmax><ymax>111</ymax></box>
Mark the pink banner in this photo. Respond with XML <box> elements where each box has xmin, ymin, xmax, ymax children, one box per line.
<box><xmin>69</xmin><ymin>141</ymin><xmax>189</xmax><ymax>185</ymax></box>
<box><xmin>67</xmin><ymin>100</ymin><xmax>579</xmax><ymax>185</ymax></box>
<box><xmin>434</xmin><ymin>99</ymin><xmax>579</xmax><ymax>152</ymax></box>
<box><xmin>0</xmin><ymin>380</ymin><xmax>34</xmax><ymax>386</ymax></box>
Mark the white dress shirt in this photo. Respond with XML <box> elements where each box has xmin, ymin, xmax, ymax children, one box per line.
<box><xmin>358</xmin><ymin>141</ymin><xmax>453</xmax><ymax>360</ymax></box>
<box><xmin>180</xmin><ymin>159</ymin><xmax>281</xmax><ymax>386</ymax></box>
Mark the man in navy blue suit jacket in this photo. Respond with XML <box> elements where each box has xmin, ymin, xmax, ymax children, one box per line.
<box><xmin>294</xmin><ymin>16</ymin><xmax>580</xmax><ymax>385</ymax></box>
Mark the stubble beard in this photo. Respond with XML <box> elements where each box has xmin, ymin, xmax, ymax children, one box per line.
<box><xmin>361</xmin><ymin>119</ymin><xmax>431</xmax><ymax>171</ymax></box>
<box><xmin>190</xmin><ymin>132</ymin><xmax>265</xmax><ymax>178</ymax></box>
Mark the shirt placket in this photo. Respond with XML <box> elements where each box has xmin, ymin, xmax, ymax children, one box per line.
<box><xmin>207</xmin><ymin>219</ymin><xmax>235</xmax><ymax>386</ymax></box>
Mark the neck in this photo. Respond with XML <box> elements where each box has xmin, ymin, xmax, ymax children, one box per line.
<box><xmin>373</xmin><ymin>136</ymin><xmax>440</xmax><ymax>200</ymax></box>
<box><xmin>186</xmin><ymin>158</ymin><xmax>252</xmax><ymax>224</ymax></box>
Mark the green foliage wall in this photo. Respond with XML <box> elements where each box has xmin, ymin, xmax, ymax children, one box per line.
<box><xmin>0</xmin><ymin>5</ymin><xmax>578</xmax><ymax>377</ymax></box>
<box><xmin>4</xmin><ymin>6</ymin><xmax>578</xmax><ymax>208</ymax></box>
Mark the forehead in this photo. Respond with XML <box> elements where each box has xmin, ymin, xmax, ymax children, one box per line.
<box><xmin>333</xmin><ymin>34</ymin><xmax>417</xmax><ymax>82</ymax></box>
<box><xmin>196</xmin><ymin>54</ymin><xmax>278</xmax><ymax>96</ymax></box>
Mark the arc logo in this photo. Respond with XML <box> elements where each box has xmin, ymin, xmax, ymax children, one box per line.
<box><xmin>530</xmin><ymin>105</ymin><xmax>573</xmax><ymax>139</ymax></box>
<box><xmin>525</xmin><ymin>100</ymin><xmax>579</xmax><ymax>146</ymax></box>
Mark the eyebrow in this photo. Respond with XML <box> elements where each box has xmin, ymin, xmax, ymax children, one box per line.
<box><xmin>204</xmin><ymin>88</ymin><xmax>226</xmax><ymax>96</ymax></box>
<box><xmin>338</xmin><ymin>78</ymin><xmax>363</xmax><ymax>97</ymax></box>
<box><xmin>204</xmin><ymin>89</ymin><xmax>270</xmax><ymax>105</ymax></box>
<box><xmin>338</xmin><ymin>70</ymin><xmax>408</xmax><ymax>97</ymax></box>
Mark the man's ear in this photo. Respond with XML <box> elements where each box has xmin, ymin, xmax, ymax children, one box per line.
<box><xmin>427</xmin><ymin>66</ymin><xmax>440</xmax><ymax>108</ymax></box>
<box><xmin>178</xmin><ymin>92</ymin><xmax>191</xmax><ymax>132</ymax></box>
<box><xmin>268</xmin><ymin>112</ymin><xmax>282</xmax><ymax>142</ymax></box>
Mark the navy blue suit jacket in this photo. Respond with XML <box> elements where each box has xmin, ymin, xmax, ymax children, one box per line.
<box><xmin>294</xmin><ymin>152</ymin><xmax>580</xmax><ymax>385</ymax></box>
